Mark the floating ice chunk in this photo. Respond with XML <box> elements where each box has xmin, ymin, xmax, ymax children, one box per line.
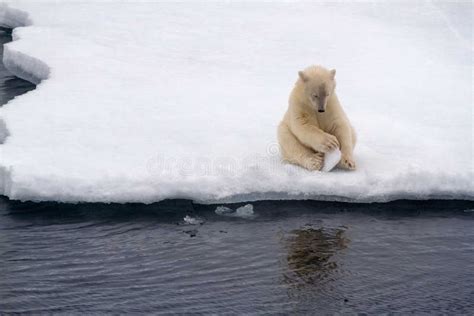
<box><xmin>235</xmin><ymin>204</ymin><xmax>254</xmax><ymax>217</ymax></box>
<box><xmin>215</xmin><ymin>206</ymin><xmax>234</xmax><ymax>215</ymax></box>
<box><xmin>321</xmin><ymin>149</ymin><xmax>341</xmax><ymax>172</ymax></box>
<box><xmin>183</xmin><ymin>215</ymin><xmax>204</xmax><ymax>225</ymax></box>
<box><xmin>215</xmin><ymin>204</ymin><xmax>255</xmax><ymax>218</ymax></box>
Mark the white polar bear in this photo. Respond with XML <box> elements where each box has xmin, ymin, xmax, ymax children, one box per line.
<box><xmin>278</xmin><ymin>65</ymin><xmax>356</xmax><ymax>171</ymax></box>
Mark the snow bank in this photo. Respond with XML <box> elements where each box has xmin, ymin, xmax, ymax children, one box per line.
<box><xmin>0</xmin><ymin>1</ymin><xmax>472</xmax><ymax>203</ymax></box>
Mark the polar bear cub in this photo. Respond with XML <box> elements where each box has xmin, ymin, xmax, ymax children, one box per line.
<box><xmin>278</xmin><ymin>65</ymin><xmax>356</xmax><ymax>171</ymax></box>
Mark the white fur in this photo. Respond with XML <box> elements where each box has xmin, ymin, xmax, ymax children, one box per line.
<box><xmin>278</xmin><ymin>65</ymin><xmax>356</xmax><ymax>171</ymax></box>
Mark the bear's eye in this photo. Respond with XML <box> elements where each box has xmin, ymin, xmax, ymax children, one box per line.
<box><xmin>312</xmin><ymin>94</ymin><xmax>319</xmax><ymax>99</ymax></box>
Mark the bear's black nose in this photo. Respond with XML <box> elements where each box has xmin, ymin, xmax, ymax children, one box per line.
<box><xmin>318</xmin><ymin>110</ymin><xmax>325</xmax><ymax>113</ymax></box>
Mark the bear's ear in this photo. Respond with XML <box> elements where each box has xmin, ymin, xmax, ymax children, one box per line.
<box><xmin>298</xmin><ymin>71</ymin><xmax>309</xmax><ymax>82</ymax></box>
<box><xmin>330</xmin><ymin>69</ymin><xmax>336</xmax><ymax>79</ymax></box>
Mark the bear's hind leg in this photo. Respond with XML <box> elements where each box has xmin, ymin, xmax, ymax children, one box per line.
<box><xmin>278</xmin><ymin>122</ymin><xmax>324</xmax><ymax>171</ymax></box>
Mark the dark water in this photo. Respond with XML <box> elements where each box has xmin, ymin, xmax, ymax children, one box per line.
<box><xmin>1</xmin><ymin>28</ymin><xmax>474</xmax><ymax>314</ymax></box>
<box><xmin>1</xmin><ymin>199</ymin><xmax>474</xmax><ymax>314</ymax></box>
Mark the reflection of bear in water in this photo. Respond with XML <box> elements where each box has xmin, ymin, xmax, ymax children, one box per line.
<box><xmin>285</xmin><ymin>227</ymin><xmax>348</xmax><ymax>284</ymax></box>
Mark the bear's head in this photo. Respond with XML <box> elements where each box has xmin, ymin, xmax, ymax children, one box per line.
<box><xmin>298</xmin><ymin>66</ymin><xmax>336</xmax><ymax>113</ymax></box>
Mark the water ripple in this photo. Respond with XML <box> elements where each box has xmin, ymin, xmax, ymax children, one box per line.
<box><xmin>1</xmin><ymin>199</ymin><xmax>473</xmax><ymax>313</ymax></box>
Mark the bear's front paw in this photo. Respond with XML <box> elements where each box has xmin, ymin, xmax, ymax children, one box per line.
<box><xmin>338</xmin><ymin>155</ymin><xmax>356</xmax><ymax>170</ymax></box>
<box><xmin>316</xmin><ymin>133</ymin><xmax>340</xmax><ymax>153</ymax></box>
<box><xmin>302</xmin><ymin>153</ymin><xmax>324</xmax><ymax>171</ymax></box>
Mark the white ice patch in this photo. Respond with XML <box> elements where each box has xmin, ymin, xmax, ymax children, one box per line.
<box><xmin>215</xmin><ymin>204</ymin><xmax>255</xmax><ymax>218</ymax></box>
<box><xmin>322</xmin><ymin>149</ymin><xmax>341</xmax><ymax>172</ymax></box>
<box><xmin>183</xmin><ymin>215</ymin><xmax>204</xmax><ymax>225</ymax></box>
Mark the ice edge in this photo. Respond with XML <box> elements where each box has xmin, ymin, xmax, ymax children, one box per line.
<box><xmin>0</xmin><ymin>3</ymin><xmax>48</xmax><ymax>197</ymax></box>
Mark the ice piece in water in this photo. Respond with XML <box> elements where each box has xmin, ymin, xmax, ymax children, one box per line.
<box><xmin>321</xmin><ymin>149</ymin><xmax>341</xmax><ymax>172</ymax></box>
<box><xmin>215</xmin><ymin>206</ymin><xmax>234</xmax><ymax>215</ymax></box>
<box><xmin>215</xmin><ymin>204</ymin><xmax>254</xmax><ymax>218</ymax></box>
<box><xmin>235</xmin><ymin>204</ymin><xmax>254</xmax><ymax>217</ymax></box>
<box><xmin>183</xmin><ymin>215</ymin><xmax>204</xmax><ymax>225</ymax></box>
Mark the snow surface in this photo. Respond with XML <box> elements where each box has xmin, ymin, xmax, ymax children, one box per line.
<box><xmin>0</xmin><ymin>1</ymin><xmax>472</xmax><ymax>203</ymax></box>
<box><xmin>183</xmin><ymin>215</ymin><xmax>204</xmax><ymax>225</ymax></box>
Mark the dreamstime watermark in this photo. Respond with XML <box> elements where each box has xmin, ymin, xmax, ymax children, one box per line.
<box><xmin>146</xmin><ymin>141</ymin><xmax>303</xmax><ymax>178</ymax></box>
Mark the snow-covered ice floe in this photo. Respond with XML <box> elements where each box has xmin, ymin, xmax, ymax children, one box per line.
<box><xmin>0</xmin><ymin>1</ymin><xmax>472</xmax><ymax>203</ymax></box>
